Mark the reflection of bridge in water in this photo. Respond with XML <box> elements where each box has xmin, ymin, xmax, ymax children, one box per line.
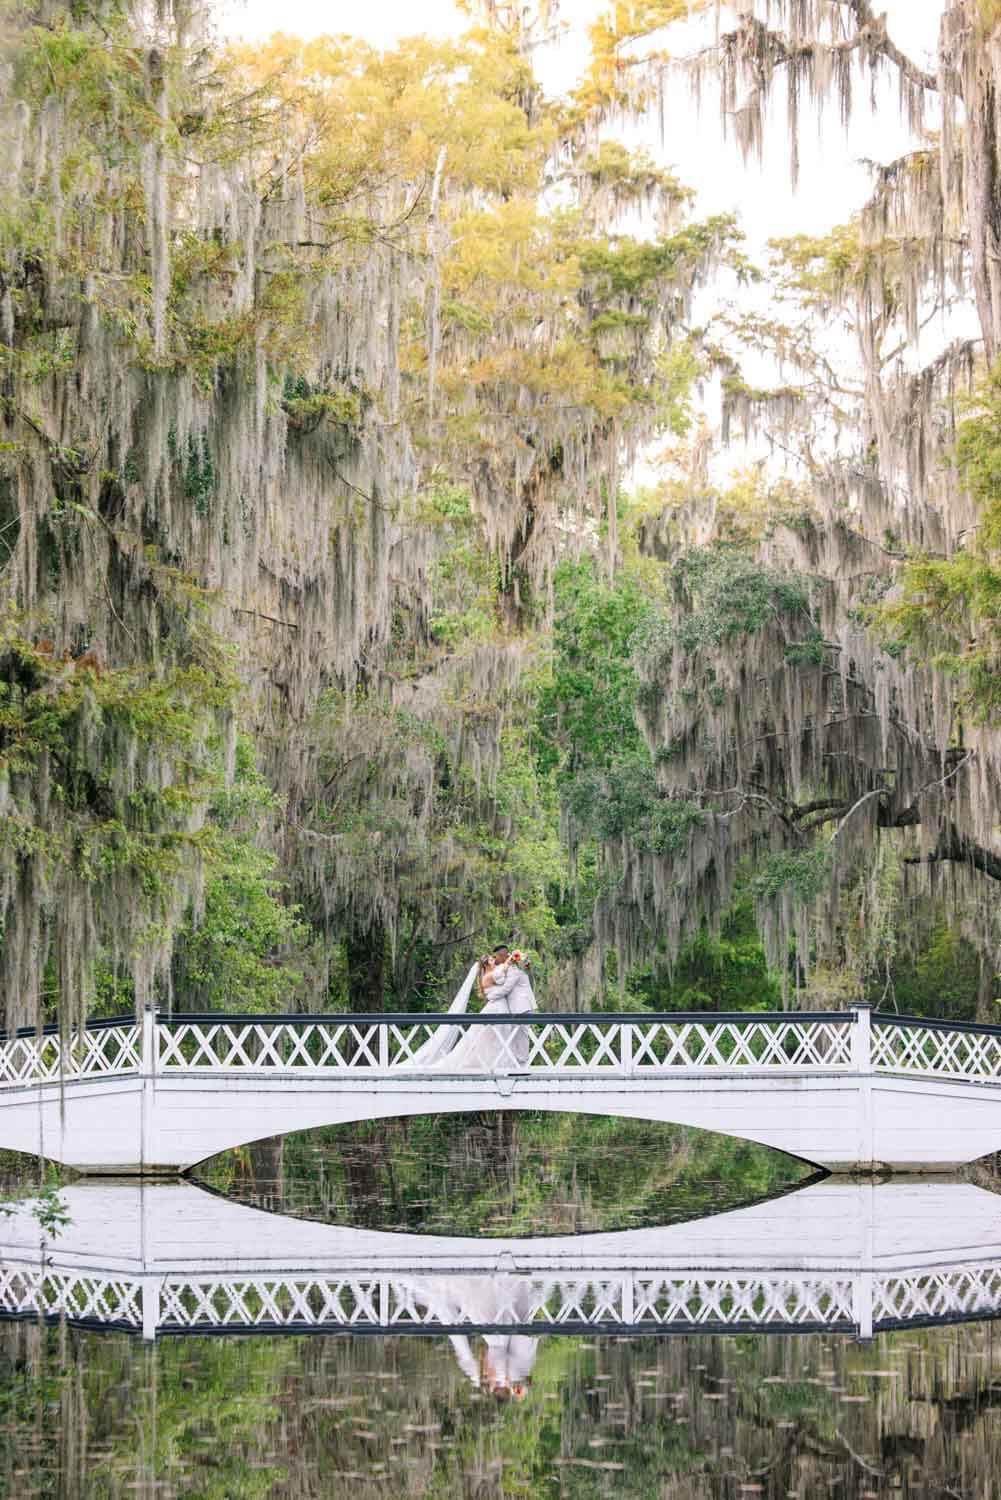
<box><xmin>2</xmin><ymin>1178</ymin><xmax>1001</xmax><ymax>1343</ymax></box>
<box><xmin>5</xmin><ymin>1007</ymin><xmax>1001</xmax><ymax>1171</ymax></box>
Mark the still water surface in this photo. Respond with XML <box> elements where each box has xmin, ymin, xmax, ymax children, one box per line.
<box><xmin>1</xmin><ymin>1117</ymin><xmax>999</xmax><ymax>1498</ymax></box>
<box><xmin>194</xmin><ymin>1113</ymin><xmax>814</xmax><ymax>1234</ymax></box>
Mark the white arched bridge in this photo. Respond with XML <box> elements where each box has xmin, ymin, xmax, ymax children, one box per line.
<box><xmin>1</xmin><ymin>1178</ymin><xmax>1001</xmax><ymax>1343</ymax></box>
<box><xmin>3</xmin><ymin>1006</ymin><xmax>1001</xmax><ymax>1173</ymax></box>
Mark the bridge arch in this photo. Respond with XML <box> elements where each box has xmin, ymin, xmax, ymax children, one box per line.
<box><xmin>181</xmin><ymin>1090</ymin><xmax>820</xmax><ymax>1175</ymax></box>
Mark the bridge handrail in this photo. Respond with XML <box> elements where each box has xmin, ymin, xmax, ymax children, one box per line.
<box><xmin>871</xmin><ymin>1012</ymin><xmax>1001</xmax><ymax>1083</ymax></box>
<box><xmin>0</xmin><ymin>1015</ymin><xmax>143</xmax><ymax>1043</ymax></box>
<box><xmin>872</xmin><ymin>1011</ymin><xmax>1001</xmax><ymax>1039</ymax></box>
<box><xmin>152</xmin><ymin>1011</ymin><xmax>856</xmax><ymax>1074</ymax></box>
<box><xmin>0</xmin><ymin>1021</ymin><xmax>141</xmax><ymax>1087</ymax></box>
<box><xmin>153</xmin><ymin>1009</ymin><xmax>853</xmax><ymax>1025</ymax></box>
<box><xmin>5</xmin><ymin>1008</ymin><xmax>1001</xmax><ymax>1085</ymax></box>
<box><xmin>3</xmin><ymin>1259</ymin><xmax>1001</xmax><ymax>1340</ymax></box>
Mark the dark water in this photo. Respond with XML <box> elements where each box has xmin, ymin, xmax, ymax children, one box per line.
<box><xmin>3</xmin><ymin>1318</ymin><xmax>1001</xmax><ymax>1497</ymax></box>
<box><xmin>192</xmin><ymin>1113</ymin><xmax>815</xmax><ymax>1234</ymax></box>
<box><xmin>2</xmin><ymin>1119</ymin><xmax>1001</xmax><ymax>1497</ymax></box>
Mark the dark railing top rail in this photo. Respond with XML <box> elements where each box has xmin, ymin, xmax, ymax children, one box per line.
<box><xmin>153</xmin><ymin>1009</ymin><xmax>855</xmax><ymax>1027</ymax></box>
<box><xmin>872</xmin><ymin>1011</ymin><xmax>1001</xmax><ymax>1039</ymax></box>
<box><xmin>8</xmin><ymin>1009</ymin><xmax>1001</xmax><ymax>1041</ymax></box>
<box><xmin>0</xmin><ymin>1015</ymin><xmax>140</xmax><ymax>1043</ymax></box>
<box><xmin>155</xmin><ymin>1318</ymin><xmax>850</xmax><ymax>1341</ymax></box>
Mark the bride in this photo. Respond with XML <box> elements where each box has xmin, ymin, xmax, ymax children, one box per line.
<box><xmin>392</xmin><ymin>1272</ymin><xmax>539</xmax><ymax>1400</ymax></box>
<box><xmin>399</xmin><ymin>946</ymin><xmax>537</xmax><ymax>1071</ymax></box>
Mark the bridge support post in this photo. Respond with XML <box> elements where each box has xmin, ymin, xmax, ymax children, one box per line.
<box><xmin>851</xmin><ymin>1004</ymin><xmax>875</xmax><ymax>1172</ymax></box>
<box><xmin>141</xmin><ymin>1276</ymin><xmax>162</xmax><ymax>1343</ymax></box>
<box><xmin>853</xmin><ymin>1272</ymin><xmax>874</xmax><ymax>1343</ymax></box>
<box><xmin>141</xmin><ymin>1008</ymin><xmax>156</xmax><ymax>1173</ymax></box>
<box><xmin>621</xmin><ymin>1273</ymin><xmax>634</xmax><ymax>1323</ymax></box>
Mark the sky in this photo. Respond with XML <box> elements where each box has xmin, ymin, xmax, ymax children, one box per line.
<box><xmin>214</xmin><ymin>0</ymin><xmax>956</xmax><ymax>479</ymax></box>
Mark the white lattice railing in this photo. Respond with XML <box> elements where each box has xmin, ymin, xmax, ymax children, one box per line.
<box><xmin>7</xmin><ymin>1265</ymin><xmax>1001</xmax><ymax>1337</ymax></box>
<box><xmin>154</xmin><ymin>1013</ymin><xmax>855</xmax><ymax>1075</ymax></box>
<box><xmin>7</xmin><ymin>1009</ymin><xmax>1001</xmax><ymax>1087</ymax></box>
<box><xmin>872</xmin><ymin>1018</ymin><xmax>1001</xmax><ymax>1084</ymax></box>
<box><xmin>0</xmin><ymin>1263</ymin><xmax>142</xmax><ymax>1327</ymax></box>
<box><xmin>156</xmin><ymin>1272</ymin><xmax>857</xmax><ymax>1332</ymax></box>
<box><xmin>0</xmin><ymin>1023</ymin><xmax>141</xmax><ymax>1087</ymax></box>
<box><xmin>874</xmin><ymin>1263</ymin><xmax>1001</xmax><ymax>1325</ymax></box>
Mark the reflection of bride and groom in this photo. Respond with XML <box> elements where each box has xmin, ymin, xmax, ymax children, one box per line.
<box><xmin>403</xmin><ymin>943</ymin><xmax>537</xmax><ymax>1071</ymax></box>
<box><xmin>394</xmin><ymin>1274</ymin><xmax>540</xmax><ymax>1401</ymax></box>
<box><xmin>398</xmin><ymin>944</ymin><xmax>540</xmax><ymax>1395</ymax></box>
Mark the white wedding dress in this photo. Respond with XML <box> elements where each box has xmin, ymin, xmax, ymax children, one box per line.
<box><xmin>399</xmin><ymin>961</ymin><xmax>537</xmax><ymax>1071</ymax></box>
<box><xmin>390</xmin><ymin>1273</ymin><xmax>540</xmax><ymax>1391</ymax></box>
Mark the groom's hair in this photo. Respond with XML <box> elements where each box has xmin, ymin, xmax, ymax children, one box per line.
<box><xmin>492</xmin><ymin>944</ymin><xmax>510</xmax><ymax>957</ymax></box>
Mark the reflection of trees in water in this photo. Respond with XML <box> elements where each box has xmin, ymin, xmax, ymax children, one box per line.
<box><xmin>197</xmin><ymin>1114</ymin><xmax>809</xmax><ymax>1237</ymax></box>
<box><xmin>3</xmin><ymin>1319</ymin><xmax>1001</xmax><ymax>1497</ymax></box>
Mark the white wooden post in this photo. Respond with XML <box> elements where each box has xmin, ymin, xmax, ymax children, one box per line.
<box><xmin>851</xmin><ymin>1004</ymin><xmax>872</xmax><ymax>1072</ymax></box>
<box><xmin>621</xmin><ymin>1024</ymin><xmax>633</xmax><ymax>1077</ymax></box>
<box><xmin>141</xmin><ymin>1276</ymin><xmax>160</xmax><ymax>1342</ymax></box>
<box><xmin>621</xmin><ymin>1273</ymin><xmax>634</xmax><ymax>1325</ymax></box>
<box><xmin>853</xmin><ymin>1272</ymin><xmax>874</xmax><ymax>1343</ymax></box>
<box><xmin>140</xmin><ymin>1008</ymin><xmax>156</xmax><ymax>1172</ymax></box>
<box><xmin>852</xmin><ymin>1004</ymin><xmax>874</xmax><ymax>1172</ymax></box>
<box><xmin>379</xmin><ymin>1024</ymin><xmax>389</xmax><ymax>1070</ymax></box>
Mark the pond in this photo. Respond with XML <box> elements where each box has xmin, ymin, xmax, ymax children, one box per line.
<box><xmin>192</xmin><ymin>1114</ymin><xmax>816</xmax><ymax>1234</ymax></box>
<box><xmin>0</xmin><ymin>1119</ymin><xmax>999</xmax><ymax>1498</ymax></box>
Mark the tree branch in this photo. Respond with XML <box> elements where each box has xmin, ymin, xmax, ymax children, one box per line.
<box><xmin>903</xmin><ymin>827</ymin><xmax>1001</xmax><ymax>884</ymax></box>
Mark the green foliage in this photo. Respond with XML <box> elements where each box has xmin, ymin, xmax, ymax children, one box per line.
<box><xmin>0</xmin><ymin>624</ymin><xmax>233</xmax><ymax>791</ymax></box>
<box><xmin>281</xmin><ymin>373</ymin><xmax>366</xmax><ymax>433</ymax></box>
<box><xmin>535</xmin><ymin>558</ymin><xmax>653</xmax><ymax>778</ymax></box>
<box><xmin>0</xmin><ymin>1161</ymin><xmax>70</xmax><ymax>1237</ymax></box>
<box><xmin>0</xmin><ymin>620</ymin><xmax>316</xmax><ymax>1012</ymax></box>
<box><xmin>171</xmin><ymin>741</ymin><xmax>311</xmax><ymax>1011</ymax></box>
<box><xmin>418</xmin><ymin>482</ymin><xmax>501</xmax><ymax>649</ymax></box>
<box><xmin>784</xmin><ymin>626</ymin><xmax>827</xmax><ymax>665</ymax></box>
<box><xmin>627</xmin><ymin>898</ymin><xmax>782</xmax><ymax>1012</ymax></box>
<box><xmin>882</xmin><ymin>922</ymin><xmax>985</xmax><ymax>1022</ymax></box>
<box><xmin>578</xmin><ymin>215</ymin><xmax>739</xmax><ymax>300</ymax></box>
<box><xmin>668</xmin><ymin>544</ymin><xmax>814</xmax><ymax>652</ymax></box>
<box><xmin>751</xmin><ymin>845</ymin><xmax>832</xmax><ymax>905</ymax></box>
<box><xmin>878</xmin><ymin>362</ymin><xmax>1001</xmax><ymax>720</ymax></box>
<box><xmin>182</xmin><ymin>431</ymin><xmax>215</xmax><ymax>517</ymax></box>
<box><xmin>567</xmin><ymin>755</ymin><xmax>703</xmax><ymax>855</ymax></box>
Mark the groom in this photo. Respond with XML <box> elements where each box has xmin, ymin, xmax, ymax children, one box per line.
<box><xmin>487</xmin><ymin>944</ymin><xmax>536</xmax><ymax>1011</ymax></box>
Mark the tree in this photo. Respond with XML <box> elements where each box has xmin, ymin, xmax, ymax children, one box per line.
<box><xmin>555</xmin><ymin>0</ymin><xmax>1001</xmax><ymax>1002</ymax></box>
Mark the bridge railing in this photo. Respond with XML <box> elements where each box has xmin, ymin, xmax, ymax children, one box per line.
<box><xmin>6</xmin><ymin>1008</ymin><xmax>1001</xmax><ymax>1086</ymax></box>
<box><xmin>0</xmin><ymin>1019</ymin><xmax>141</xmax><ymax>1086</ymax></box>
<box><xmin>872</xmin><ymin>1014</ymin><xmax>1001</xmax><ymax>1084</ymax></box>
<box><xmin>152</xmin><ymin>1011</ymin><xmax>855</xmax><ymax>1074</ymax></box>
<box><xmin>4</xmin><ymin>1260</ymin><xmax>1001</xmax><ymax>1339</ymax></box>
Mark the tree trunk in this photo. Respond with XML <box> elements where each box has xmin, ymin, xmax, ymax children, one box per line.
<box><xmin>951</xmin><ymin>1</ymin><xmax>1001</xmax><ymax>362</ymax></box>
<box><xmin>346</xmin><ymin>920</ymin><xmax>387</xmax><ymax>1012</ymax></box>
<box><xmin>246</xmin><ymin>1135</ymin><xmax>285</xmax><ymax>1210</ymax></box>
